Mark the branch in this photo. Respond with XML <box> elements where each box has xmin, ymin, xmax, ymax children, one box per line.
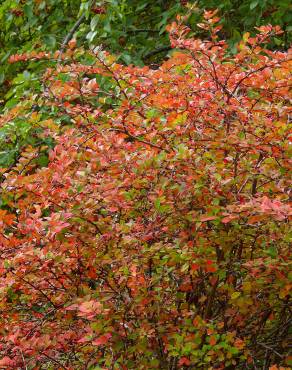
<box><xmin>258</xmin><ymin>343</ymin><xmax>284</xmax><ymax>359</ymax></box>
<box><xmin>143</xmin><ymin>46</ymin><xmax>172</xmax><ymax>60</ymax></box>
<box><xmin>58</xmin><ymin>13</ymin><xmax>86</xmax><ymax>63</ymax></box>
<box><xmin>126</xmin><ymin>29</ymin><xmax>160</xmax><ymax>34</ymax></box>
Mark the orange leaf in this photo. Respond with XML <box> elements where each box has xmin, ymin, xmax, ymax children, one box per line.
<box><xmin>209</xmin><ymin>336</ymin><xmax>217</xmax><ymax>346</ymax></box>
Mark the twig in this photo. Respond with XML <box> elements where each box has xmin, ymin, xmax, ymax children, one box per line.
<box><xmin>40</xmin><ymin>352</ymin><xmax>68</xmax><ymax>370</ymax></box>
<box><xmin>258</xmin><ymin>342</ymin><xmax>284</xmax><ymax>359</ymax></box>
<box><xmin>109</xmin><ymin>127</ymin><xmax>168</xmax><ymax>152</ymax></box>
<box><xmin>19</xmin><ymin>349</ymin><xmax>28</xmax><ymax>370</ymax></box>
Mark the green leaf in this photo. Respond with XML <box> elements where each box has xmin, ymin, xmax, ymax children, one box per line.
<box><xmin>43</xmin><ymin>35</ymin><xmax>56</xmax><ymax>48</ymax></box>
<box><xmin>0</xmin><ymin>71</ymin><xmax>4</xmax><ymax>85</ymax></box>
<box><xmin>250</xmin><ymin>1</ymin><xmax>259</xmax><ymax>9</ymax></box>
<box><xmin>86</xmin><ymin>31</ymin><xmax>97</xmax><ymax>43</ymax></box>
<box><xmin>37</xmin><ymin>154</ymin><xmax>49</xmax><ymax>167</ymax></box>
<box><xmin>23</xmin><ymin>4</ymin><xmax>34</xmax><ymax>19</ymax></box>
<box><xmin>91</xmin><ymin>15</ymin><xmax>100</xmax><ymax>31</ymax></box>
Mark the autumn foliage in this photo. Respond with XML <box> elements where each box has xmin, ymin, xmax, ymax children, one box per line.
<box><xmin>0</xmin><ymin>12</ymin><xmax>291</xmax><ymax>369</ymax></box>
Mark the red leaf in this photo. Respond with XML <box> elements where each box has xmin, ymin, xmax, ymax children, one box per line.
<box><xmin>178</xmin><ymin>357</ymin><xmax>191</xmax><ymax>366</ymax></box>
<box><xmin>92</xmin><ymin>333</ymin><xmax>112</xmax><ymax>346</ymax></box>
<box><xmin>221</xmin><ymin>215</ymin><xmax>239</xmax><ymax>224</ymax></box>
<box><xmin>78</xmin><ymin>300</ymin><xmax>103</xmax><ymax>320</ymax></box>
<box><xmin>200</xmin><ymin>215</ymin><xmax>217</xmax><ymax>222</ymax></box>
<box><xmin>191</xmin><ymin>263</ymin><xmax>200</xmax><ymax>271</ymax></box>
<box><xmin>0</xmin><ymin>357</ymin><xmax>15</xmax><ymax>367</ymax></box>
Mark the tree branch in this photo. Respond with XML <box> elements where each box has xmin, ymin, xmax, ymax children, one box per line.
<box><xmin>58</xmin><ymin>13</ymin><xmax>86</xmax><ymax>63</ymax></box>
<box><xmin>143</xmin><ymin>46</ymin><xmax>172</xmax><ymax>60</ymax></box>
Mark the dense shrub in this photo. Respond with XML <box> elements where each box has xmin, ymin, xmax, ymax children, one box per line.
<box><xmin>0</xmin><ymin>12</ymin><xmax>291</xmax><ymax>369</ymax></box>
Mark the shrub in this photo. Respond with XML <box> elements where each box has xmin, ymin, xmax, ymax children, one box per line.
<box><xmin>0</xmin><ymin>12</ymin><xmax>291</xmax><ymax>369</ymax></box>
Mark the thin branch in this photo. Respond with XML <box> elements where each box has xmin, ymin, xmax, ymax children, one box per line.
<box><xmin>19</xmin><ymin>349</ymin><xmax>28</xmax><ymax>370</ymax></box>
<box><xmin>10</xmin><ymin>271</ymin><xmax>59</xmax><ymax>309</ymax></box>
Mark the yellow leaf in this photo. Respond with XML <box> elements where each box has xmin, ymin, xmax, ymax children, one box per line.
<box><xmin>231</xmin><ymin>292</ymin><xmax>241</xmax><ymax>300</ymax></box>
